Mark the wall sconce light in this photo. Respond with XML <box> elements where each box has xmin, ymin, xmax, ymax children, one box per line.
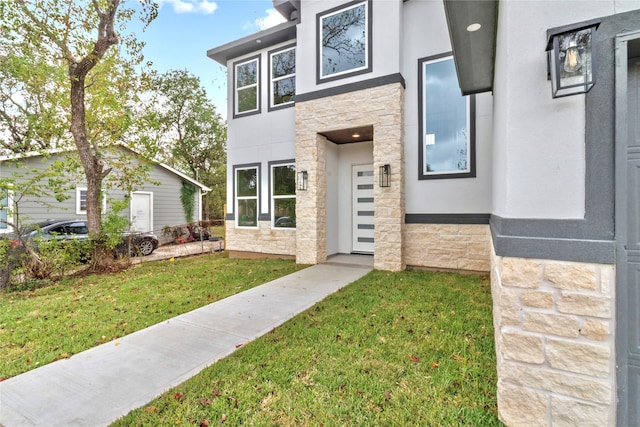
<box><xmin>297</xmin><ymin>170</ymin><xmax>308</xmax><ymax>191</ymax></box>
<box><xmin>546</xmin><ymin>19</ymin><xmax>600</xmax><ymax>98</ymax></box>
<box><xmin>379</xmin><ymin>164</ymin><xmax>390</xmax><ymax>188</ymax></box>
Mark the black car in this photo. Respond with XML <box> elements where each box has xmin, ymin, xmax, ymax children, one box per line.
<box><xmin>20</xmin><ymin>219</ymin><xmax>159</xmax><ymax>256</ymax></box>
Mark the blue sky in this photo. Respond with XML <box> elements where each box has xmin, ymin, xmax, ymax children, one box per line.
<box><xmin>133</xmin><ymin>0</ymin><xmax>286</xmax><ymax>119</ymax></box>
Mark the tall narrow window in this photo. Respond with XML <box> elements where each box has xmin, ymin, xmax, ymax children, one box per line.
<box><xmin>269</xmin><ymin>45</ymin><xmax>296</xmax><ymax>110</ymax></box>
<box><xmin>418</xmin><ymin>54</ymin><xmax>476</xmax><ymax>180</ymax></box>
<box><xmin>236</xmin><ymin>166</ymin><xmax>259</xmax><ymax>228</ymax></box>
<box><xmin>0</xmin><ymin>188</ymin><xmax>12</xmax><ymax>231</ymax></box>
<box><xmin>76</xmin><ymin>187</ymin><xmax>88</xmax><ymax>214</ymax></box>
<box><xmin>271</xmin><ymin>163</ymin><xmax>296</xmax><ymax>229</ymax></box>
<box><xmin>317</xmin><ymin>0</ymin><xmax>371</xmax><ymax>82</ymax></box>
<box><xmin>234</xmin><ymin>55</ymin><xmax>260</xmax><ymax>117</ymax></box>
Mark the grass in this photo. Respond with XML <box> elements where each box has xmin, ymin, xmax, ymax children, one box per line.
<box><xmin>0</xmin><ymin>253</ymin><xmax>305</xmax><ymax>379</ymax></box>
<box><xmin>112</xmin><ymin>269</ymin><xmax>501</xmax><ymax>426</ymax></box>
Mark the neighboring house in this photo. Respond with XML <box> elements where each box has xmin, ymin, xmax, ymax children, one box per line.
<box><xmin>0</xmin><ymin>146</ymin><xmax>211</xmax><ymax>242</ymax></box>
<box><xmin>208</xmin><ymin>0</ymin><xmax>639</xmax><ymax>425</ymax></box>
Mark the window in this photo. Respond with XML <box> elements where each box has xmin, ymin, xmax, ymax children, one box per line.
<box><xmin>234</xmin><ymin>55</ymin><xmax>260</xmax><ymax>117</ymax></box>
<box><xmin>76</xmin><ymin>187</ymin><xmax>106</xmax><ymax>215</ymax></box>
<box><xmin>418</xmin><ymin>54</ymin><xmax>476</xmax><ymax>180</ymax></box>
<box><xmin>77</xmin><ymin>187</ymin><xmax>88</xmax><ymax>214</ymax></box>
<box><xmin>317</xmin><ymin>0</ymin><xmax>371</xmax><ymax>82</ymax></box>
<box><xmin>269</xmin><ymin>45</ymin><xmax>296</xmax><ymax>110</ymax></box>
<box><xmin>271</xmin><ymin>162</ymin><xmax>296</xmax><ymax>229</ymax></box>
<box><xmin>0</xmin><ymin>188</ymin><xmax>12</xmax><ymax>231</ymax></box>
<box><xmin>235</xmin><ymin>166</ymin><xmax>259</xmax><ymax>228</ymax></box>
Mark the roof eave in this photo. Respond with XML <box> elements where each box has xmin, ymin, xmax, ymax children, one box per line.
<box><xmin>443</xmin><ymin>0</ymin><xmax>498</xmax><ymax>95</ymax></box>
<box><xmin>206</xmin><ymin>20</ymin><xmax>297</xmax><ymax>66</ymax></box>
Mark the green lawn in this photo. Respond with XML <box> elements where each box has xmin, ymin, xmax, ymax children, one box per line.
<box><xmin>0</xmin><ymin>253</ymin><xmax>305</xmax><ymax>379</ymax></box>
<box><xmin>112</xmin><ymin>269</ymin><xmax>501</xmax><ymax>426</ymax></box>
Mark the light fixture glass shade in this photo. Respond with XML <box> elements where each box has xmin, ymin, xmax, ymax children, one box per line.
<box><xmin>546</xmin><ymin>20</ymin><xmax>599</xmax><ymax>98</ymax></box>
<box><xmin>297</xmin><ymin>170</ymin><xmax>308</xmax><ymax>191</ymax></box>
<box><xmin>379</xmin><ymin>164</ymin><xmax>390</xmax><ymax>188</ymax></box>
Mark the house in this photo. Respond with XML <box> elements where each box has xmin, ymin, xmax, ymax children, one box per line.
<box><xmin>0</xmin><ymin>145</ymin><xmax>211</xmax><ymax>242</ymax></box>
<box><xmin>207</xmin><ymin>0</ymin><xmax>639</xmax><ymax>425</ymax></box>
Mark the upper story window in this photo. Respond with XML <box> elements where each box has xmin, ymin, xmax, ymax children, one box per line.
<box><xmin>235</xmin><ymin>165</ymin><xmax>259</xmax><ymax>228</ymax></box>
<box><xmin>418</xmin><ymin>54</ymin><xmax>476</xmax><ymax>180</ymax></box>
<box><xmin>234</xmin><ymin>55</ymin><xmax>261</xmax><ymax>118</ymax></box>
<box><xmin>317</xmin><ymin>0</ymin><xmax>372</xmax><ymax>83</ymax></box>
<box><xmin>269</xmin><ymin>45</ymin><xmax>296</xmax><ymax>110</ymax></box>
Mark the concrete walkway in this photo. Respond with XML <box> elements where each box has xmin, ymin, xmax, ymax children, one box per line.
<box><xmin>0</xmin><ymin>258</ymin><xmax>372</xmax><ymax>427</ymax></box>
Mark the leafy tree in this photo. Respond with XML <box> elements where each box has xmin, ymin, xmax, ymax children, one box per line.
<box><xmin>143</xmin><ymin>69</ymin><xmax>227</xmax><ymax>220</ymax></box>
<box><xmin>0</xmin><ymin>0</ymin><xmax>158</xmax><ymax>267</ymax></box>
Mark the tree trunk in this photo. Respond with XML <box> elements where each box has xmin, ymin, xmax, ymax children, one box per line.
<box><xmin>69</xmin><ymin>75</ymin><xmax>103</xmax><ymax>235</ymax></box>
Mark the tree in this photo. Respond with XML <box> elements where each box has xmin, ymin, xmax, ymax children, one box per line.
<box><xmin>0</xmin><ymin>0</ymin><xmax>158</xmax><ymax>264</ymax></box>
<box><xmin>143</xmin><ymin>69</ymin><xmax>227</xmax><ymax>220</ymax></box>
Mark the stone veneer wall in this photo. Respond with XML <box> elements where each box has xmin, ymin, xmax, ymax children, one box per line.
<box><xmin>225</xmin><ymin>220</ymin><xmax>296</xmax><ymax>256</ymax></box>
<box><xmin>490</xmin><ymin>242</ymin><xmax>616</xmax><ymax>426</ymax></box>
<box><xmin>404</xmin><ymin>224</ymin><xmax>491</xmax><ymax>272</ymax></box>
<box><xmin>295</xmin><ymin>82</ymin><xmax>405</xmax><ymax>271</ymax></box>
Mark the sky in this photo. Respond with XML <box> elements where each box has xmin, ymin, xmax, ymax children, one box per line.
<box><xmin>132</xmin><ymin>0</ymin><xmax>287</xmax><ymax>119</ymax></box>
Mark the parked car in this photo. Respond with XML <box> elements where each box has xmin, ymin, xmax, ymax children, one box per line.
<box><xmin>18</xmin><ymin>219</ymin><xmax>159</xmax><ymax>256</ymax></box>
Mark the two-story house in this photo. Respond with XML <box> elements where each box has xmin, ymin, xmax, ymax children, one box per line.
<box><xmin>208</xmin><ymin>1</ymin><xmax>640</xmax><ymax>425</ymax></box>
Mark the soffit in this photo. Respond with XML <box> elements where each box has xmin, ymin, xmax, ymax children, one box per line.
<box><xmin>206</xmin><ymin>20</ymin><xmax>297</xmax><ymax>65</ymax></box>
<box><xmin>443</xmin><ymin>0</ymin><xmax>498</xmax><ymax>95</ymax></box>
<box><xmin>319</xmin><ymin>125</ymin><xmax>374</xmax><ymax>144</ymax></box>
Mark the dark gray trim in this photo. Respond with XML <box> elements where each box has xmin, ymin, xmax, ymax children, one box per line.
<box><xmin>232</xmin><ymin>55</ymin><xmax>262</xmax><ymax>119</ymax></box>
<box><xmin>267</xmin><ymin>44</ymin><xmax>297</xmax><ymax>112</ymax></box>
<box><xmin>316</xmin><ymin>0</ymin><xmax>373</xmax><ymax>84</ymax></box>
<box><xmin>232</xmin><ymin>162</ymin><xmax>262</xmax><ymax>227</ymax></box>
<box><xmin>418</xmin><ymin>53</ymin><xmax>476</xmax><ymax>180</ymax></box>
<box><xmin>491</xmin><ymin>216</ymin><xmax>615</xmax><ymax>264</ymax></box>
<box><xmin>225</xmin><ymin>213</ymin><xmax>234</xmax><ymax>221</ymax></box>
<box><xmin>296</xmin><ymin>73</ymin><xmax>405</xmax><ymax>103</ymax></box>
<box><xmin>405</xmin><ymin>213</ymin><xmax>490</xmax><ymax>224</ymax></box>
<box><xmin>614</xmin><ymin>18</ymin><xmax>640</xmax><ymax>427</ymax></box>
<box><xmin>207</xmin><ymin>20</ymin><xmax>297</xmax><ymax>65</ymax></box>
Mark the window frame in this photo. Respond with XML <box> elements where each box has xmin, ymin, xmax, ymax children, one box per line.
<box><xmin>76</xmin><ymin>186</ymin><xmax>107</xmax><ymax>215</ymax></box>
<box><xmin>418</xmin><ymin>53</ymin><xmax>476</xmax><ymax>180</ymax></box>
<box><xmin>268</xmin><ymin>44</ymin><xmax>296</xmax><ymax>111</ymax></box>
<box><xmin>316</xmin><ymin>0</ymin><xmax>372</xmax><ymax>84</ymax></box>
<box><xmin>269</xmin><ymin>160</ymin><xmax>296</xmax><ymax>230</ymax></box>
<box><xmin>234</xmin><ymin>164</ymin><xmax>261</xmax><ymax>229</ymax></box>
<box><xmin>0</xmin><ymin>187</ymin><xmax>14</xmax><ymax>232</ymax></box>
<box><xmin>233</xmin><ymin>54</ymin><xmax>261</xmax><ymax>118</ymax></box>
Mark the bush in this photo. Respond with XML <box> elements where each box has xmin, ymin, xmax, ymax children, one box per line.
<box><xmin>0</xmin><ymin>238</ymin><xmax>25</xmax><ymax>290</ymax></box>
<box><xmin>23</xmin><ymin>238</ymin><xmax>92</xmax><ymax>281</ymax></box>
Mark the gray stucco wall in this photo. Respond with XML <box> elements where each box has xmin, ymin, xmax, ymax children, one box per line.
<box><xmin>225</xmin><ymin>40</ymin><xmax>297</xmax><ymax>217</ymax></box>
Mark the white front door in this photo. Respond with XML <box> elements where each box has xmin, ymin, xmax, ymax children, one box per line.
<box><xmin>352</xmin><ymin>164</ymin><xmax>374</xmax><ymax>254</ymax></box>
<box><xmin>130</xmin><ymin>192</ymin><xmax>152</xmax><ymax>232</ymax></box>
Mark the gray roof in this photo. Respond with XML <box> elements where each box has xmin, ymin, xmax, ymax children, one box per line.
<box><xmin>206</xmin><ymin>20</ymin><xmax>297</xmax><ymax>66</ymax></box>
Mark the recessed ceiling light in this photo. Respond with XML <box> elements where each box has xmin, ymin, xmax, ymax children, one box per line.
<box><xmin>352</xmin><ymin>133</ymin><xmax>361</xmax><ymax>138</ymax></box>
<box><xmin>467</xmin><ymin>23</ymin><xmax>482</xmax><ymax>32</ymax></box>
<box><xmin>256</xmin><ymin>39</ymin><xmax>262</xmax><ymax>44</ymax></box>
